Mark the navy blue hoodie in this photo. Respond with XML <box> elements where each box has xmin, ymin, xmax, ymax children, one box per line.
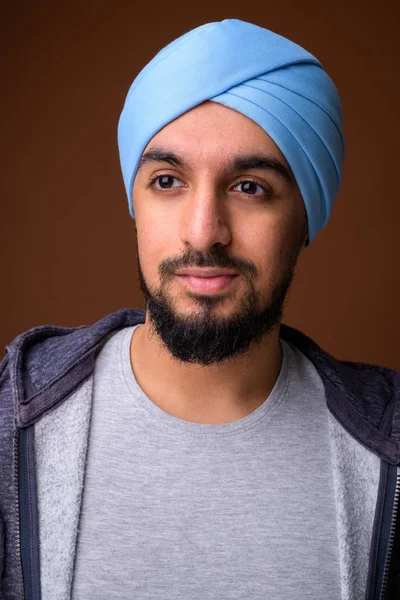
<box><xmin>0</xmin><ymin>308</ymin><xmax>399</xmax><ymax>599</ymax></box>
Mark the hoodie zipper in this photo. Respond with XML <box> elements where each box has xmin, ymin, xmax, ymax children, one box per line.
<box><xmin>19</xmin><ymin>426</ymin><xmax>41</xmax><ymax>600</ymax></box>
<box><xmin>13</xmin><ymin>430</ymin><xmax>25</xmax><ymax>599</ymax></box>
<box><xmin>379</xmin><ymin>466</ymin><xmax>400</xmax><ymax>599</ymax></box>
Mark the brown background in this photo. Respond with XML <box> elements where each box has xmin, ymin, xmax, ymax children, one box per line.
<box><xmin>1</xmin><ymin>0</ymin><xmax>399</xmax><ymax>368</ymax></box>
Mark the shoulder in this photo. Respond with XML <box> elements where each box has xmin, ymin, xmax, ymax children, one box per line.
<box><xmin>1</xmin><ymin>309</ymin><xmax>146</xmax><ymax>426</ymax></box>
<box><xmin>280</xmin><ymin>323</ymin><xmax>400</xmax><ymax>462</ymax></box>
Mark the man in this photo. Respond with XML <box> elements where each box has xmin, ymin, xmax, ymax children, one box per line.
<box><xmin>0</xmin><ymin>18</ymin><xmax>399</xmax><ymax>600</ymax></box>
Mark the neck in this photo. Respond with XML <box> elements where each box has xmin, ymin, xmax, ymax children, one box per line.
<box><xmin>129</xmin><ymin>314</ymin><xmax>283</xmax><ymax>425</ymax></box>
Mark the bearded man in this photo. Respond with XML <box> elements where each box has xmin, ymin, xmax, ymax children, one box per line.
<box><xmin>1</xmin><ymin>19</ymin><xmax>399</xmax><ymax>600</ymax></box>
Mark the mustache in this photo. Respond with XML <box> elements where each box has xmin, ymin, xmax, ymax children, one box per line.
<box><xmin>158</xmin><ymin>246</ymin><xmax>257</xmax><ymax>279</ymax></box>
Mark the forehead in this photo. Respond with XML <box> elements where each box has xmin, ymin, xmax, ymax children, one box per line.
<box><xmin>142</xmin><ymin>101</ymin><xmax>290</xmax><ymax>169</ymax></box>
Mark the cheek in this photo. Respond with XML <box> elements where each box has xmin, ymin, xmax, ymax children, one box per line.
<box><xmin>240</xmin><ymin>216</ymin><xmax>297</xmax><ymax>287</ymax></box>
<box><xmin>237</xmin><ymin>216</ymin><xmax>284</xmax><ymax>263</ymax></box>
<box><xmin>136</xmin><ymin>196</ymin><xmax>180</xmax><ymax>246</ymax></box>
<box><xmin>136</xmin><ymin>217</ymin><xmax>178</xmax><ymax>282</ymax></box>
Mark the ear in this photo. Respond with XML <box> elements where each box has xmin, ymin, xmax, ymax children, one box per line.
<box><xmin>299</xmin><ymin>217</ymin><xmax>309</xmax><ymax>252</ymax></box>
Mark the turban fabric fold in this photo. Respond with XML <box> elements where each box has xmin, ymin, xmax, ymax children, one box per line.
<box><xmin>118</xmin><ymin>19</ymin><xmax>344</xmax><ymax>243</ymax></box>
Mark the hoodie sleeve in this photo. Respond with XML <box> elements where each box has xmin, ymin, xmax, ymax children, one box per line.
<box><xmin>0</xmin><ymin>352</ymin><xmax>25</xmax><ymax>599</ymax></box>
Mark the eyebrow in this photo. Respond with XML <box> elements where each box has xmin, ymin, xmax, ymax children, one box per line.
<box><xmin>138</xmin><ymin>147</ymin><xmax>294</xmax><ymax>184</ymax></box>
<box><xmin>139</xmin><ymin>149</ymin><xmax>186</xmax><ymax>170</ymax></box>
<box><xmin>230</xmin><ymin>155</ymin><xmax>294</xmax><ymax>184</ymax></box>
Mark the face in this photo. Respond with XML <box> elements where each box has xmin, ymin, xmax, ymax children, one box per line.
<box><xmin>132</xmin><ymin>101</ymin><xmax>307</xmax><ymax>364</ymax></box>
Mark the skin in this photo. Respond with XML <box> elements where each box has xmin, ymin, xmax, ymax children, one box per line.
<box><xmin>130</xmin><ymin>101</ymin><xmax>308</xmax><ymax>424</ymax></box>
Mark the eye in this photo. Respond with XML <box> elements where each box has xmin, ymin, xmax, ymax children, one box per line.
<box><xmin>233</xmin><ymin>180</ymin><xmax>269</xmax><ymax>196</ymax></box>
<box><xmin>150</xmin><ymin>175</ymin><xmax>182</xmax><ymax>190</ymax></box>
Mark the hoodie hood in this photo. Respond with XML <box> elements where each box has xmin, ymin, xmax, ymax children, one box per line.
<box><xmin>2</xmin><ymin>308</ymin><xmax>400</xmax><ymax>464</ymax></box>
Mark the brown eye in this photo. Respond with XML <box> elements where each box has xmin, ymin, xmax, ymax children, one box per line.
<box><xmin>158</xmin><ymin>176</ymin><xmax>175</xmax><ymax>188</ymax></box>
<box><xmin>149</xmin><ymin>175</ymin><xmax>183</xmax><ymax>190</ymax></box>
<box><xmin>234</xmin><ymin>180</ymin><xmax>267</xmax><ymax>196</ymax></box>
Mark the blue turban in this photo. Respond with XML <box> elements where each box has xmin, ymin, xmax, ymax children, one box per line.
<box><xmin>118</xmin><ymin>19</ymin><xmax>344</xmax><ymax>244</ymax></box>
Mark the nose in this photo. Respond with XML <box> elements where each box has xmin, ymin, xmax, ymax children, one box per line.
<box><xmin>179</xmin><ymin>184</ymin><xmax>231</xmax><ymax>252</ymax></box>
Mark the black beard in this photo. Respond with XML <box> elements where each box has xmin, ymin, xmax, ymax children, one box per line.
<box><xmin>137</xmin><ymin>245</ymin><xmax>298</xmax><ymax>366</ymax></box>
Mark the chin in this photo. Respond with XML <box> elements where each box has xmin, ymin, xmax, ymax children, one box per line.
<box><xmin>173</xmin><ymin>289</ymin><xmax>251</xmax><ymax>317</ymax></box>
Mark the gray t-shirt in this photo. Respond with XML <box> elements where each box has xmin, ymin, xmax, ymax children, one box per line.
<box><xmin>72</xmin><ymin>326</ymin><xmax>341</xmax><ymax>599</ymax></box>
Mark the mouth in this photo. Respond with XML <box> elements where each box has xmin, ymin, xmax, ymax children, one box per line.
<box><xmin>175</xmin><ymin>270</ymin><xmax>239</xmax><ymax>294</ymax></box>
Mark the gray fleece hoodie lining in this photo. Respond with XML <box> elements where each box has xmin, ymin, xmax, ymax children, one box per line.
<box><xmin>35</xmin><ymin>379</ymin><xmax>93</xmax><ymax>600</ymax></box>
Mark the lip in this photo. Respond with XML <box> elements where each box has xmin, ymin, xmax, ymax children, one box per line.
<box><xmin>176</xmin><ymin>272</ymin><xmax>239</xmax><ymax>294</ymax></box>
<box><xmin>175</xmin><ymin>268</ymin><xmax>238</xmax><ymax>277</ymax></box>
